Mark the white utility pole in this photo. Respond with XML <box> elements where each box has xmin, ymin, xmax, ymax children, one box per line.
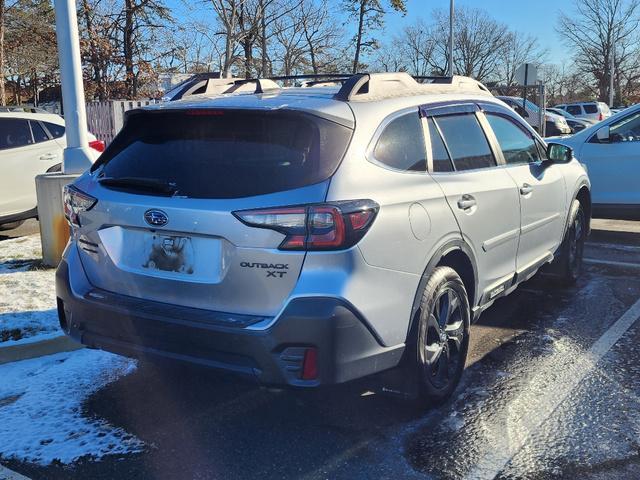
<box><xmin>448</xmin><ymin>0</ymin><xmax>454</xmax><ymax>77</ymax></box>
<box><xmin>36</xmin><ymin>0</ymin><xmax>94</xmax><ymax>266</ymax></box>
<box><xmin>609</xmin><ymin>48</ymin><xmax>615</xmax><ymax>108</ymax></box>
<box><xmin>53</xmin><ymin>0</ymin><xmax>93</xmax><ymax>173</ymax></box>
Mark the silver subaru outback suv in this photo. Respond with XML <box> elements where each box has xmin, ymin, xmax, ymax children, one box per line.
<box><xmin>56</xmin><ymin>73</ymin><xmax>591</xmax><ymax>404</ymax></box>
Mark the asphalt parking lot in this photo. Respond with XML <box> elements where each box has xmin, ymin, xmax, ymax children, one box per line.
<box><xmin>1</xmin><ymin>218</ymin><xmax>639</xmax><ymax>480</ymax></box>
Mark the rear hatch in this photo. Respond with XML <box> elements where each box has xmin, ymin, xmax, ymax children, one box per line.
<box><xmin>75</xmin><ymin>107</ymin><xmax>353</xmax><ymax>317</ymax></box>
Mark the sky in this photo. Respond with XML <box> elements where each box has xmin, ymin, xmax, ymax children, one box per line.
<box><xmin>166</xmin><ymin>0</ymin><xmax>574</xmax><ymax>67</ymax></box>
<box><xmin>386</xmin><ymin>0</ymin><xmax>571</xmax><ymax>64</ymax></box>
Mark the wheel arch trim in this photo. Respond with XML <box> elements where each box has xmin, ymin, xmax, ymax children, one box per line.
<box><xmin>406</xmin><ymin>238</ymin><xmax>479</xmax><ymax>343</ymax></box>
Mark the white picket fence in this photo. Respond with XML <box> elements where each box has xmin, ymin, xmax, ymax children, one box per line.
<box><xmin>86</xmin><ymin>99</ymin><xmax>157</xmax><ymax>145</ymax></box>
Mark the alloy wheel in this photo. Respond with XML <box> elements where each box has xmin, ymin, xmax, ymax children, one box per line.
<box><xmin>423</xmin><ymin>287</ymin><xmax>465</xmax><ymax>389</ymax></box>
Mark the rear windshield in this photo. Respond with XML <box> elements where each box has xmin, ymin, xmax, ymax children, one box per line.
<box><xmin>94</xmin><ymin>109</ymin><xmax>353</xmax><ymax>199</ymax></box>
<box><xmin>584</xmin><ymin>104</ymin><xmax>598</xmax><ymax>114</ymax></box>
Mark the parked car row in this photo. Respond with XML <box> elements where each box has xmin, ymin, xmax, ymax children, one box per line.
<box><xmin>496</xmin><ymin>96</ymin><xmax>573</xmax><ymax>136</ymax></box>
<box><xmin>546</xmin><ymin>107</ymin><xmax>594</xmax><ymax>133</ymax></box>
<box><xmin>554</xmin><ymin>101</ymin><xmax>611</xmax><ymax>122</ymax></box>
<box><xmin>494</xmin><ymin>94</ymin><xmax>625</xmax><ymax>137</ymax></box>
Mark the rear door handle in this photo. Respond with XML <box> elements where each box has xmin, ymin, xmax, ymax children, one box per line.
<box><xmin>520</xmin><ymin>183</ymin><xmax>533</xmax><ymax>195</ymax></box>
<box><xmin>39</xmin><ymin>153</ymin><xmax>58</xmax><ymax>161</ymax></box>
<box><xmin>457</xmin><ymin>195</ymin><xmax>477</xmax><ymax>210</ymax></box>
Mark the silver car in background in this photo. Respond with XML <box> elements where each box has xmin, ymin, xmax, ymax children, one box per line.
<box><xmin>57</xmin><ymin>73</ymin><xmax>591</xmax><ymax>405</ymax></box>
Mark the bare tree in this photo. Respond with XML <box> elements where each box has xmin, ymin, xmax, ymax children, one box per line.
<box><xmin>299</xmin><ymin>0</ymin><xmax>342</xmax><ymax>74</ymax></box>
<box><xmin>79</xmin><ymin>0</ymin><xmax>122</xmax><ymax>100</ymax></box>
<box><xmin>429</xmin><ymin>7</ymin><xmax>509</xmax><ymax>81</ymax></box>
<box><xmin>558</xmin><ymin>0</ymin><xmax>640</xmax><ymax>103</ymax></box>
<box><xmin>342</xmin><ymin>0</ymin><xmax>406</xmax><ymax>73</ymax></box>
<box><xmin>497</xmin><ymin>31</ymin><xmax>547</xmax><ymax>88</ymax></box>
<box><xmin>120</xmin><ymin>0</ymin><xmax>172</xmax><ymax>98</ymax></box>
<box><xmin>4</xmin><ymin>0</ymin><xmax>57</xmax><ymax>104</ymax></box>
<box><xmin>398</xmin><ymin>19</ymin><xmax>436</xmax><ymax>76</ymax></box>
<box><xmin>209</xmin><ymin>0</ymin><xmax>246</xmax><ymax>76</ymax></box>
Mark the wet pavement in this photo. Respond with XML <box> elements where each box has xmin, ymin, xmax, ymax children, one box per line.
<box><xmin>3</xmin><ymin>220</ymin><xmax>640</xmax><ymax>480</ymax></box>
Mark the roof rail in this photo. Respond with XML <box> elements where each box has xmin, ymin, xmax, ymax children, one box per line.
<box><xmin>334</xmin><ymin>72</ymin><xmax>492</xmax><ymax>102</ymax></box>
<box><xmin>213</xmin><ymin>72</ymin><xmax>491</xmax><ymax>99</ymax></box>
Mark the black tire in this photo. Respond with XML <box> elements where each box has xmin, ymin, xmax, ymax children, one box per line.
<box><xmin>557</xmin><ymin>199</ymin><xmax>586</xmax><ymax>285</ymax></box>
<box><xmin>0</xmin><ymin>220</ymin><xmax>25</xmax><ymax>231</ymax></box>
<box><xmin>46</xmin><ymin>163</ymin><xmax>62</xmax><ymax>173</ymax></box>
<box><xmin>413</xmin><ymin>266</ymin><xmax>471</xmax><ymax>406</ymax></box>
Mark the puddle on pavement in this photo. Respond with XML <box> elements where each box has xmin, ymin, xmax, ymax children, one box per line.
<box><xmin>403</xmin><ymin>270</ymin><xmax>640</xmax><ymax>480</ymax></box>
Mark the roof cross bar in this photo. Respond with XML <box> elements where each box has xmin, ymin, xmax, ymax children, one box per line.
<box><xmin>413</xmin><ymin>76</ymin><xmax>454</xmax><ymax>84</ymax></box>
<box><xmin>333</xmin><ymin>72</ymin><xmax>491</xmax><ymax>102</ymax></box>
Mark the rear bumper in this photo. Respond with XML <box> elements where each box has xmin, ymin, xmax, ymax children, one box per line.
<box><xmin>55</xmin><ymin>244</ymin><xmax>404</xmax><ymax>387</ymax></box>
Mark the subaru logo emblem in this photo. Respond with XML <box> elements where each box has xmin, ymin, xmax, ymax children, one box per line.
<box><xmin>144</xmin><ymin>209</ymin><xmax>168</xmax><ymax>227</ymax></box>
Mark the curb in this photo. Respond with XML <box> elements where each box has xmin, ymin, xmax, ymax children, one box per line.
<box><xmin>0</xmin><ymin>335</ymin><xmax>83</xmax><ymax>365</ymax></box>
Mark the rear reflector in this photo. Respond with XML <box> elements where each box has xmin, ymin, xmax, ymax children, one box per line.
<box><xmin>234</xmin><ymin>200</ymin><xmax>379</xmax><ymax>251</ymax></box>
<box><xmin>302</xmin><ymin>348</ymin><xmax>318</xmax><ymax>380</ymax></box>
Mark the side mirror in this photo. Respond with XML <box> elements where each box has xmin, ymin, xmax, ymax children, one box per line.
<box><xmin>546</xmin><ymin>143</ymin><xmax>573</xmax><ymax>164</ymax></box>
<box><xmin>596</xmin><ymin>125</ymin><xmax>610</xmax><ymax>143</ymax></box>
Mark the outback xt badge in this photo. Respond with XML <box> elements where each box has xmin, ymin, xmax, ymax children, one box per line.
<box><xmin>240</xmin><ymin>261</ymin><xmax>289</xmax><ymax>278</ymax></box>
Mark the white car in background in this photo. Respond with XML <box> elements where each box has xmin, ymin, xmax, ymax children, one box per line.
<box><xmin>0</xmin><ymin>108</ymin><xmax>104</xmax><ymax>229</ymax></box>
<box><xmin>496</xmin><ymin>96</ymin><xmax>572</xmax><ymax>136</ymax></box>
<box><xmin>553</xmin><ymin>104</ymin><xmax>640</xmax><ymax>218</ymax></box>
<box><xmin>555</xmin><ymin>101</ymin><xmax>611</xmax><ymax>123</ymax></box>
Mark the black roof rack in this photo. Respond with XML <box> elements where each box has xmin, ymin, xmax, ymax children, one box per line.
<box><xmin>333</xmin><ymin>74</ymin><xmax>370</xmax><ymax>101</ymax></box>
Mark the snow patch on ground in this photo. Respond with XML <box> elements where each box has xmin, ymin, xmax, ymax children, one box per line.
<box><xmin>0</xmin><ymin>349</ymin><xmax>142</xmax><ymax>465</ymax></box>
<box><xmin>0</xmin><ymin>235</ymin><xmax>60</xmax><ymax>345</ymax></box>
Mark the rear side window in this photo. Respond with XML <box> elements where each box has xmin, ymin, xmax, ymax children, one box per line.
<box><xmin>584</xmin><ymin>104</ymin><xmax>598</xmax><ymax>114</ymax></box>
<box><xmin>427</xmin><ymin>118</ymin><xmax>453</xmax><ymax>172</ymax></box>
<box><xmin>434</xmin><ymin>114</ymin><xmax>496</xmax><ymax>171</ymax></box>
<box><xmin>42</xmin><ymin>122</ymin><xmax>65</xmax><ymax>138</ymax></box>
<box><xmin>97</xmin><ymin>110</ymin><xmax>353</xmax><ymax>199</ymax></box>
<box><xmin>373</xmin><ymin>112</ymin><xmax>426</xmax><ymax>172</ymax></box>
<box><xmin>486</xmin><ymin>114</ymin><xmax>540</xmax><ymax>165</ymax></box>
<box><xmin>30</xmin><ymin>121</ymin><xmax>50</xmax><ymax>143</ymax></box>
<box><xmin>566</xmin><ymin>105</ymin><xmax>582</xmax><ymax>116</ymax></box>
<box><xmin>0</xmin><ymin>118</ymin><xmax>33</xmax><ymax>150</ymax></box>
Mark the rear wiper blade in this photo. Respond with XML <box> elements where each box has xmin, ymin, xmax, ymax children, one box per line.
<box><xmin>98</xmin><ymin>177</ymin><xmax>178</xmax><ymax>195</ymax></box>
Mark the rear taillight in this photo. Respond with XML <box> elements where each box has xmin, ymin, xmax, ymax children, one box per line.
<box><xmin>89</xmin><ymin>139</ymin><xmax>105</xmax><ymax>153</ymax></box>
<box><xmin>599</xmin><ymin>113</ymin><xmax>604</xmax><ymax>121</ymax></box>
<box><xmin>63</xmin><ymin>185</ymin><xmax>97</xmax><ymax>228</ymax></box>
<box><xmin>233</xmin><ymin>200</ymin><xmax>379</xmax><ymax>251</ymax></box>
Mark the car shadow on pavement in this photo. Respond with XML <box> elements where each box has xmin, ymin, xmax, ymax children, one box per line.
<box><xmin>58</xmin><ymin>359</ymin><xmax>422</xmax><ymax>480</ymax></box>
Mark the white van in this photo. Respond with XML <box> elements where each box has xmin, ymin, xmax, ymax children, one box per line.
<box><xmin>555</xmin><ymin>102</ymin><xmax>611</xmax><ymax>122</ymax></box>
